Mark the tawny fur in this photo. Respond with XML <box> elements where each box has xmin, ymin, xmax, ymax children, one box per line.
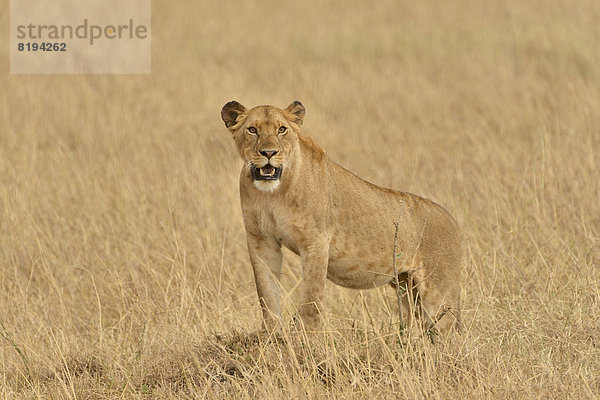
<box><xmin>221</xmin><ymin>101</ymin><xmax>462</xmax><ymax>334</ymax></box>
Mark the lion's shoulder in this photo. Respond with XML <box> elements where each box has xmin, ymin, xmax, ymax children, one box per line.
<box><xmin>298</xmin><ymin>133</ymin><xmax>326</xmax><ymax>163</ymax></box>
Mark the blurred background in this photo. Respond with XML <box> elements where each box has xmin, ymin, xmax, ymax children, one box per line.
<box><xmin>1</xmin><ymin>0</ymin><xmax>599</xmax><ymax>397</ymax></box>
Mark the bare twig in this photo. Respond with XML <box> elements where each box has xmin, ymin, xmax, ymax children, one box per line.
<box><xmin>392</xmin><ymin>201</ymin><xmax>406</xmax><ymax>330</ymax></box>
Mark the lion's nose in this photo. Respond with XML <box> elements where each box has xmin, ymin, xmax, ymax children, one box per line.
<box><xmin>260</xmin><ymin>150</ymin><xmax>278</xmax><ymax>159</ymax></box>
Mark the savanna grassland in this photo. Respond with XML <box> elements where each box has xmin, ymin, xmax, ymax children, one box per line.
<box><xmin>1</xmin><ymin>0</ymin><xmax>599</xmax><ymax>398</ymax></box>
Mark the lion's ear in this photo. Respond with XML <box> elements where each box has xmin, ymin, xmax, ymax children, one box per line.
<box><xmin>285</xmin><ymin>101</ymin><xmax>305</xmax><ymax>126</ymax></box>
<box><xmin>221</xmin><ymin>101</ymin><xmax>247</xmax><ymax>129</ymax></box>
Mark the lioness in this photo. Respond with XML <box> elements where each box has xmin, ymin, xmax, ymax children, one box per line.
<box><xmin>221</xmin><ymin>101</ymin><xmax>461</xmax><ymax>334</ymax></box>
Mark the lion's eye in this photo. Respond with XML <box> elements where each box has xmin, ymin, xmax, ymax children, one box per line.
<box><xmin>278</xmin><ymin>126</ymin><xmax>287</xmax><ymax>135</ymax></box>
<box><xmin>247</xmin><ymin>127</ymin><xmax>258</xmax><ymax>135</ymax></box>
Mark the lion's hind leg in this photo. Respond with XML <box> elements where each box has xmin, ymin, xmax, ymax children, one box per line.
<box><xmin>413</xmin><ymin>271</ymin><xmax>461</xmax><ymax>337</ymax></box>
<box><xmin>391</xmin><ymin>270</ymin><xmax>461</xmax><ymax>338</ymax></box>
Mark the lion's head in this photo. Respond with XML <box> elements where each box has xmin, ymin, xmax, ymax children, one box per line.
<box><xmin>221</xmin><ymin>101</ymin><xmax>305</xmax><ymax>192</ymax></box>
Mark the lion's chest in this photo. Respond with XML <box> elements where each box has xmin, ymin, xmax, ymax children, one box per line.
<box><xmin>252</xmin><ymin>207</ymin><xmax>307</xmax><ymax>256</ymax></box>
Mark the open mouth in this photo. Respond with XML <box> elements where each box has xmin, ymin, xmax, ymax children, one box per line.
<box><xmin>251</xmin><ymin>164</ymin><xmax>282</xmax><ymax>181</ymax></box>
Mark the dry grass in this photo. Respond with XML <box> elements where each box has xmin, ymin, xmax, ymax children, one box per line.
<box><xmin>1</xmin><ymin>0</ymin><xmax>599</xmax><ymax>398</ymax></box>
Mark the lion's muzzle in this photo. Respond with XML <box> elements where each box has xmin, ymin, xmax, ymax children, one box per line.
<box><xmin>251</xmin><ymin>164</ymin><xmax>282</xmax><ymax>181</ymax></box>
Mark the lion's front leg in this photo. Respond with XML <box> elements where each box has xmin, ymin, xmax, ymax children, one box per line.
<box><xmin>298</xmin><ymin>239</ymin><xmax>329</xmax><ymax>331</ymax></box>
<box><xmin>246</xmin><ymin>232</ymin><xmax>283</xmax><ymax>333</ymax></box>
